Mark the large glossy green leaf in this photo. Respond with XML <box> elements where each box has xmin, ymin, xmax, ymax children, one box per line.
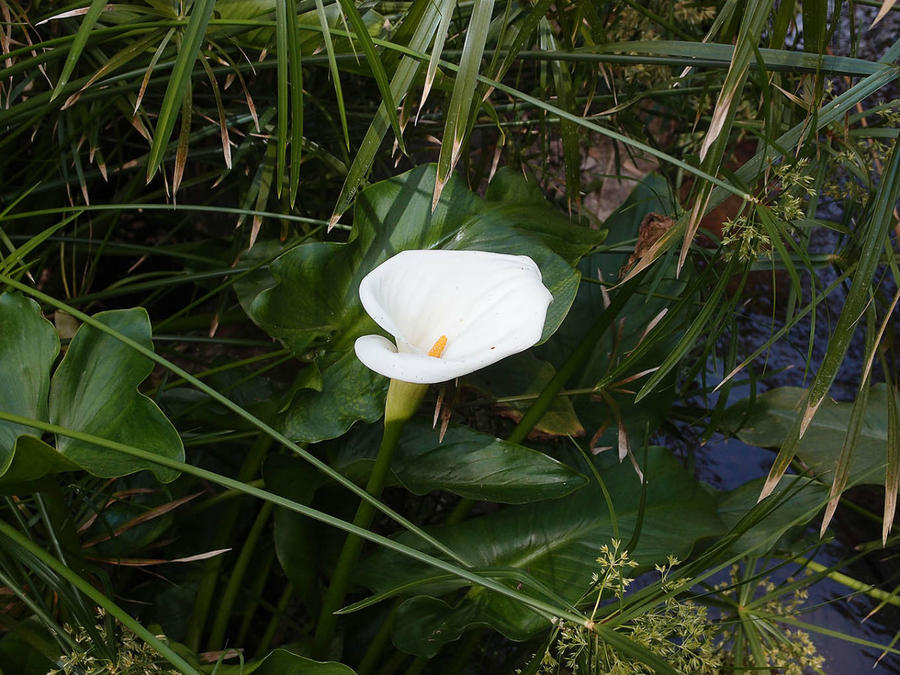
<box><xmin>242</xmin><ymin>241</ymin><xmax>357</xmax><ymax>354</ymax></box>
<box><xmin>467</xmin><ymin>353</ymin><xmax>584</xmax><ymax>438</ymax></box>
<box><xmin>246</xmin><ymin>165</ymin><xmax>599</xmax><ymax>352</ymax></box>
<box><xmin>391</xmin><ymin>595</ymin><xmax>497</xmax><ymax>658</ymax></box>
<box><xmin>727</xmin><ymin>386</ymin><xmax>896</xmax><ymax>486</ymax></box>
<box><xmin>204</xmin><ymin>647</ymin><xmax>356</xmax><ymax>674</ymax></box>
<box><xmin>717</xmin><ymin>475</ymin><xmax>828</xmax><ymax>555</ymax></box>
<box><xmin>0</xmin><ymin>435</ymin><xmax>78</xmax><ymax>487</ymax></box>
<box><xmin>537</xmin><ymin>175</ymin><xmax>683</xmax><ymax>449</ymax></box>
<box><xmin>331</xmin><ymin>418</ymin><xmax>587</xmax><ymax>503</ymax></box>
<box><xmin>239</xmin><ymin>164</ymin><xmax>603</xmax><ymax>442</ymax></box>
<box><xmin>546</xmin><ymin>176</ymin><xmax>678</xmax><ymax>366</ymax></box>
<box><xmin>281</xmin><ymin>349</ymin><xmax>387</xmax><ymax>443</ymax></box>
<box><xmin>356</xmin><ymin>447</ymin><xmax>722</xmax><ymax>653</ymax></box>
<box><xmin>49</xmin><ymin>308</ymin><xmax>184</xmax><ymax>482</ymax></box>
<box><xmin>480</xmin><ymin>169</ymin><xmax>603</xmax><ymax>263</ymax></box>
<box><xmin>0</xmin><ymin>293</ymin><xmax>59</xmax><ymax>475</ymax></box>
<box><xmin>251</xmin><ymin>649</ymin><xmax>356</xmax><ymax>674</ymax></box>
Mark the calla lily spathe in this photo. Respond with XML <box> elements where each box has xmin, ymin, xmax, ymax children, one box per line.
<box><xmin>354</xmin><ymin>250</ymin><xmax>553</xmax><ymax>384</ymax></box>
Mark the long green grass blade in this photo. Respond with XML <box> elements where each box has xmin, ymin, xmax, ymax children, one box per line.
<box><xmin>433</xmin><ymin>0</ymin><xmax>495</xmax><ymax>208</ymax></box>
<box><xmin>820</xmin><ymin>309</ymin><xmax>876</xmax><ymax>535</ymax></box>
<box><xmin>539</xmin><ymin>18</ymin><xmax>580</xmax><ymax>213</ymax></box>
<box><xmin>626</xmin><ymin>38</ymin><xmax>900</xmax><ymax>279</ymax></box>
<box><xmin>883</xmin><ymin>360</ymin><xmax>900</xmax><ymax>545</ymax></box>
<box><xmin>135</xmin><ymin>27</ymin><xmax>175</xmax><ymax>113</ymax></box>
<box><xmin>714</xmin><ymin>37</ymin><xmax>900</xmax><ymax>210</ymax></box>
<box><xmin>740</xmin><ymin>610</ymin><xmax>769</xmax><ymax>670</ymax></box>
<box><xmin>609</xmin><ymin>477</ymin><xmax>824</xmax><ymax>629</ymax></box>
<box><xmin>583</xmin><ymin>40</ymin><xmax>884</xmax><ymax>76</ymax></box>
<box><xmin>494</xmin><ymin>0</ymin><xmax>553</xmax><ymax>81</ymax></box>
<box><xmin>1</xmin><ymin>202</ymin><xmax>329</xmax><ymax>227</ymax></box>
<box><xmin>635</xmin><ymin>259</ymin><xmax>737</xmax><ymax>402</ymax></box>
<box><xmin>50</xmin><ymin>0</ymin><xmax>107</xmax><ymax>101</ymax></box>
<box><xmin>680</xmin><ymin>0</ymin><xmax>774</xmax><ymax>272</ymax></box>
<box><xmin>285</xmin><ymin>0</ymin><xmax>304</xmax><ymax>208</ymax></box>
<box><xmin>771</xmin><ymin>0</ymin><xmax>797</xmax><ymax>47</ymax></box>
<box><xmin>172</xmin><ymin>80</ymin><xmax>192</xmax><ymax>195</ymax></box>
<box><xmin>275</xmin><ymin>0</ymin><xmax>291</xmax><ymax>198</ymax></box>
<box><xmin>761</xmin><ymin>139</ymin><xmax>900</xmax><ymax>499</ymax></box>
<box><xmin>334</xmin><ymin>0</ymin><xmax>405</xmax><ymax>153</ymax></box>
<box><xmin>715</xmin><ymin>263</ymin><xmax>856</xmax><ymax>391</ymax></box>
<box><xmin>0</xmin><ymin>23</ymin><xmax>749</xmax><ymax>206</ymax></box>
<box><xmin>336</xmin><ymin>567</ymin><xmax>569</xmax><ymax>615</ymax></box>
<box><xmin>145</xmin><ymin>0</ymin><xmax>216</xmax><ymax>182</ymax></box>
<box><xmin>329</xmin><ymin>0</ymin><xmax>443</xmax><ymax>226</ymax></box>
<box><xmin>756</xmin><ymin>612</ymin><xmax>900</xmax><ymax>655</ymax></box>
<box><xmin>755</xmin><ymin>204</ymin><xmax>804</xmax><ymax>302</ymax></box>
<box><xmin>0</xmin><ymin>213</ymin><xmax>83</xmax><ymax>277</ymax></box>
<box><xmin>419</xmin><ymin>0</ymin><xmax>457</xmax><ymax>111</ymax></box>
<box><xmin>802</xmin><ymin>0</ymin><xmax>828</xmax><ymax>53</ymax></box>
<box><xmin>198</xmin><ymin>54</ymin><xmax>231</xmax><ymax>169</ymax></box>
<box><xmin>314</xmin><ymin>0</ymin><xmax>349</xmax><ymax>151</ymax></box>
<box><xmin>61</xmin><ymin>33</ymin><xmax>161</xmax><ymax>109</ymax></box>
<box><xmin>249</xmin><ymin>142</ymin><xmax>278</xmax><ymax>246</ymax></box>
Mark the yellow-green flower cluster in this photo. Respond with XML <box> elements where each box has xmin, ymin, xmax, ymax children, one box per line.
<box><xmin>47</xmin><ymin>609</ymin><xmax>178</xmax><ymax>675</ymax></box>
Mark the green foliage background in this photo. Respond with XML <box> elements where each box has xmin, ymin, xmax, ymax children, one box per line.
<box><xmin>1</xmin><ymin>0</ymin><xmax>899</xmax><ymax>672</ymax></box>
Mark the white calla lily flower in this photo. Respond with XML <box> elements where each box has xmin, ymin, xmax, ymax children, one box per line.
<box><xmin>354</xmin><ymin>250</ymin><xmax>553</xmax><ymax>384</ymax></box>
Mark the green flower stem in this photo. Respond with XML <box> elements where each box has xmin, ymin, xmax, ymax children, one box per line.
<box><xmin>378</xmin><ymin>651</ymin><xmax>409</xmax><ymax>675</ymax></box>
<box><xmin>447</xmin><ymin>275</ymin><xmax>643</xmax><ymax>525</ymax></box>
<box><xmin>237</xmin><ymin>548</ymin><xmax>276</xmax><ymax>645</ymax></box>
<box><xmin>207</xmin><ymin>500</ymin><xmax>274</xmax><ymax>651</ymax></box>
<box><xmin>404</xmin><ymin>656</ymin><xmax>427</xmax><ymax>675</ymax></box>
<box><xmin>444</xmin><ymin>496</ymin><xmax>473</xmax><ymax>525</ymax></box>
<box><xmin>186</xmin><ymin>432</ymin><xmax>274</xmax><ymax>651</ymax></box>
<box><xmin>312</xmin><ymin>379</ymin><xmax>427</xmax><ymax>659</ymax></box>
<box><xmin>256</xmin><ymin>583</ymin><xmax>293</xmax><ymax>658</ymax></box>
<box><xmin>444</xmin><ymin>629</ymin><xmax>484</xmax><ymax>674</ymax></box>
<box><xmin>0</xmin><ymin>519</ymin><xmax>201</xmax><ymax>675</ymax></box>
<box><xmin>356</xmin><ymin>601</ymin><xmax>398</xmax><ymax>675</ymax></box>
